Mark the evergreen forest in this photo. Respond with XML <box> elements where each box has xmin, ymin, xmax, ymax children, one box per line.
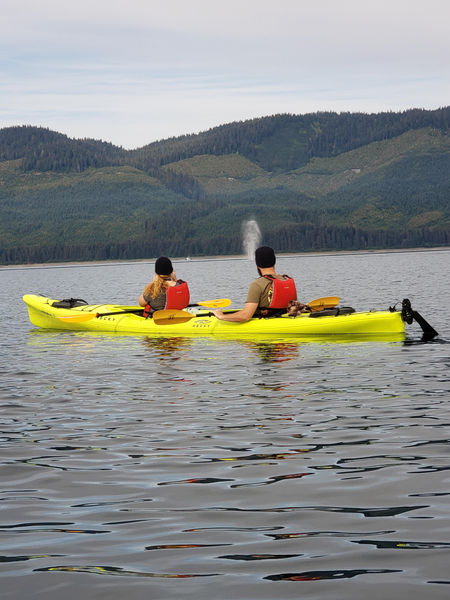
<box><xmin>0</xmin><ymin>107</ymin><xmax>449</xmax><ymax>265</ymax></box>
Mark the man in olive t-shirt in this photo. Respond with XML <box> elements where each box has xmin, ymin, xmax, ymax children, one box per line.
<box><xmin>212</xmin><ymin>246</ymin><xmax>297</xmax><ymax>323</ymax></box>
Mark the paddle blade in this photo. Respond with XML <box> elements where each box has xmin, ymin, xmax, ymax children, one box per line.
<box><xmin>57</xmin><ymin>313</ymin><xmax>97</xmax><ymax>322</ymax></box>
<box><xmin>195</xmin><ymin>298</ymin><xmax>231</xmax><ymax>308</ymax></box>
<box><xmin>307</xmin><ymin>296</ymin><xmax>340</xmax><ymax>312</ymax></box>
<box><xmin>153</xmin><ymin>309</ymin><xmax>196</xmax><ymax>325</ymax></box>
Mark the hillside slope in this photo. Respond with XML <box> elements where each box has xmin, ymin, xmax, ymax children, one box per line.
<box><xmin>0</xmin><ymin>108</ymin><xmax>449</xmax><ymax>264</ymax></box>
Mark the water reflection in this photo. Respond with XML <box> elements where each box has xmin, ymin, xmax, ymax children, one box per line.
<box><xmin>0</xmin><ymin>554</ymin><xmax>64</xmax><ymax>563</ymax></box>
<box><xmin>352</xmin><ymin>540</ymin><xmax>450</xmax><ymax>549</ymax></box>
<box><xmin>34</xmin><ymin>565</ymin><xmax>218</xmax><ymax>578</ymax></box>
<box><xmin>243</xmin><ymin>341</ymin><xmax>300</xmax><ymax>363</ymax></box>
<box><xmin>219</xmin><ymin>553</ymin><xmax>301</xmax><ymax>561</ymax></box>
<box><xmin>0</xmin><ymin>523</ymin><xmax>108</xmax><ymax>534</ymax></box>
<box><xmin>265</xmin><ymin>568</ymin><xmax>401</xmax><ymax>581</ymax></box>
<box><xmin>230</xmin><ymin>471</ymin><xmax>311</xmax><ymax>488</ymax></box>
<box><xmin>210</xmin><ymin>333</ymin><xmax>407</xmax><ymax>364</ymax></box>
<box><xmin>142</xmin><ymin>336</ymin><xmax>192</xmax><ymax>356</ymax></box>
<box><xmin>146</xmin><ymin>544</ymin><xmax>231</xmax><ymax>550</ymax></box>
<box><xmin>25</xmin><ymin>328</ymin><xmax>408</xmax><ymax>349</ymax></box>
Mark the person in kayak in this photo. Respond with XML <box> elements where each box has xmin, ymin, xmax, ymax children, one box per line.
<box><xmin>212</xmin><ymin>246</ymin><xmax>303</xmax><ymax>322</ymax></box>
<box><xmin>139</xmin><ymin>256</ymin><xmax>190</xmax><ymax>317</ymax></box>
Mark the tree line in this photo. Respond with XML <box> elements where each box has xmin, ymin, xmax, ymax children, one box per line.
<box><xmin>2</xmin><ymin>225</ymin><xmax>448</xmax><ymax>265</ymax></box>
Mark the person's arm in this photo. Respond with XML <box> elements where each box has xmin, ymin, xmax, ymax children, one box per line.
<box><xmin>212</xmin><ymin>302</ymin><xmax>258</xmax><ymax>323</ymax></box>
<box><xmin>138</xmin><ymin>294</ymin><xmax>147</xmax><ymax>307</ymax></box>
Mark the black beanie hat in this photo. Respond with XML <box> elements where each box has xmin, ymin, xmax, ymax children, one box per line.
<box><xmin>155</xmin><ymin>256</ymin><xmax>173</xmax><ymax>275</ymax></box>
<box><xmin>255</xmin><ymin>246</ymin><xmax>276</xmax><ymax>268</ymax></box>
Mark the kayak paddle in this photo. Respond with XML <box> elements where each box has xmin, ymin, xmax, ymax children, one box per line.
<box><xmin>307</xmin><ymin>296</ymin><xmax>340</xmax><ymax>312</ymax></box>
<box><xmin>56</xmin><ymin>298</ymin><xmax>231</xmax><ymax>322</ymax></box>
<box><xmin>153</xmin><ymin>296</ymin><xmax>341</xmax><ymax>325</ymax></box>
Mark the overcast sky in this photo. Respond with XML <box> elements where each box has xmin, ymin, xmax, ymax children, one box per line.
<box><xmin>2</xmin><ymin>0</ymin><xmax>449</xmax><ymax>149</ymax></box>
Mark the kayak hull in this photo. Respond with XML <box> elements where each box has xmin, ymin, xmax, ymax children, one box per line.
<box><xmin>23</xmin><ymin>294</ymin><xmax>406</xmax><ymax>338</ymax></box>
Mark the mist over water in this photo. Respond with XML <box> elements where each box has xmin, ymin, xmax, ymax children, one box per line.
<box><xmin>242</xmin><ymin>219</ymin><xmax>262</xmax><ymax>260</ymax></box>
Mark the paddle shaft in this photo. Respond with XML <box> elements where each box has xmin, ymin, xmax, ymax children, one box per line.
<box><xmin>56</xmin><ymin>299</ymin><xmax>230</xmax><ymax>322</ymax></box>
<box><xmin>90</xmin><ymin>302</ymin><xmax>219</xmax><ymax>317</ymax></box>
<box><xmin>94</xmin><ymin>297</ymin><xmax>336</xmax><ymax>319</ymax></box>
<box><xmin>153</xmin><ymin>296</ymin><xmax>339</xmax><ymax>324</ymax></box>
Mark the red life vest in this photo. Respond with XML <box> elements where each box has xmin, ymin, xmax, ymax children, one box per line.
<box><xmin>264</xmin><ymin>275</ymin><xmax>297</xmax><ymax>309</ymax></box>
<box><xmin>165</xmin><ymin>280</ymin><xmax>190</xmax><ymax>309</ymax></box>
<box><xmin>143</xmin><ymin>280</ymin><xmax>190</xmax><ymax>318</ymax></box>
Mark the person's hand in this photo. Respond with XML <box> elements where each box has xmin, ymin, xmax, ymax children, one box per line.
<box><xmin>212</xmin><ymin>310</ymin><xmax>224</xmax><ymax>320</ymax></box>
<box><xmin>287</xmin><ymin>301</ymin><xmax>307</xmax><ymax>316</ymax></box>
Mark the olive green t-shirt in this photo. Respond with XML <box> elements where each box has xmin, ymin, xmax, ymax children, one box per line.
<box><xmin>245</xmin><ymin>275</ymin><xmax>286</xmax><ymax>308</ymax></box>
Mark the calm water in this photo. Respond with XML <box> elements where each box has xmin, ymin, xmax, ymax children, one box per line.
<box><xmin>1</xmin><ymin>250</ymin><xmax>449</xmax><ymax>600</ymax></box>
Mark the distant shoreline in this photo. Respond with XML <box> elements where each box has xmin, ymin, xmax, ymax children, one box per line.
<box><xmin>1</xmin><ymin>246</ymin><xmax>449</xmax><ymax>270</ymax></box>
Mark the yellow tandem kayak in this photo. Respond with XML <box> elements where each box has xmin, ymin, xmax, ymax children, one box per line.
<box><xmin>22</xmin><ymin>293</ymin><xmax>415</xmax><ymax>339</ymax></box>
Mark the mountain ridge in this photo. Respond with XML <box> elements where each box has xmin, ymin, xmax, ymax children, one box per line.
<box><xmin>0</xmin><ymin>107</ymin><xmax>449</xmax><ymax>264</ymax></box>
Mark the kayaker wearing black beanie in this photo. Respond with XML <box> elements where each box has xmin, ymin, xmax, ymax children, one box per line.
<box><xmin>155</xmin><ymin>256</ymin><xmax>173</xmax><ymax>276</ymax></box>
<box><xmin>255</xmin><ymin>246</ymin><xmax>276</xmax><ymax>270</ymax></box>
<box><xmin>138</xmin><ymin>256</ymin><xmax>190</xmax><ymax>314</ymax></box>
<box><xmin>213</xmin><ymin>246</ymin><xmax>299</xmax><ymax>323</ymax></box>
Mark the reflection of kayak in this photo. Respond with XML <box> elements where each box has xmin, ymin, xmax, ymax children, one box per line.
<box><xmin>23</xmin><ymin>294</ymin><xmax>437</xmax><ymax>339</ymax></box>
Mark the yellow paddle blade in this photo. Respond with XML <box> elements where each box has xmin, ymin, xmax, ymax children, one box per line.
<box><xmin>57</xmin><ymin>313</ymin><xmax>97</xmax><ymax>322</ymax></box>
<box><xmin>153</xmin><ymin>309</ymin><xmax>197</xmax><ymax>325</ymax></box>
<box><xmin>195</xmin><ymin>298</ymin><xmax>230</xmax><ymax>308</ymax></box>
<box><xmin>307</xmin><ymin>296</ymin><xmax>340</xmax><ymax>312</ymax></box>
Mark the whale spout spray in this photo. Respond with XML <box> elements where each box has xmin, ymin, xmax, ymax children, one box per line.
<box><xmin>242</xmin><ymin>220</ymin><xmax>262</xmax><ymax>260</ymax></box>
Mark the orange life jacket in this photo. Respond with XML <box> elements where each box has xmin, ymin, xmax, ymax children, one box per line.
<box><xmin>264</xmin><ymin>275</ymin><xmax>297</xmax><ymax>309</ymax></box>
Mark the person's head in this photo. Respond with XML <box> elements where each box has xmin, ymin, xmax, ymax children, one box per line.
<box><xmin>155</xmin><ymin>256</ymin><xmax>173</xmax><ymax>278</ymax></box>
<box><xmin>255</xmin><ymin>246</ymin><xmax>276</xmax><ymax>275</ymax></box>
<box><xmin>146</xmin><ymin>256</ymin><xmax>174</xmax><ymax>298</ymax></box>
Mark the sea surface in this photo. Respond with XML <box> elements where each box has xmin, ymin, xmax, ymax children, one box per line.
<box><xmin>1</xmin><ymin>249</ymin><xmax>449</xmax><ymax>600</ymax></box>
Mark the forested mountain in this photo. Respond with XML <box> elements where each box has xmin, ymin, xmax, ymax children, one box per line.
<box><xmin>0</xmin><ymin>107</ymin><xmax>449</xmax><ymax>264</ymax></box>
<box><xmin>0</xmin><ymin>125</ymin><xmax>124</xmax><ymax>172</ymax></box>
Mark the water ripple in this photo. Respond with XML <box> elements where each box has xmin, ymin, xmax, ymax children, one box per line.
<box><xmin>352</xmin><ymin>540</ymin><xmax>450</xmax><ymax>549</ymax></box>
<box><xmin>34</xmin><ymin>565</ymin><xmax>219</xmax><ymax>578</ymax></box>
<box><xmin>265</xmin><ymin>569</ymin><xmax>402</xmax><ymax>581</ymax></box>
